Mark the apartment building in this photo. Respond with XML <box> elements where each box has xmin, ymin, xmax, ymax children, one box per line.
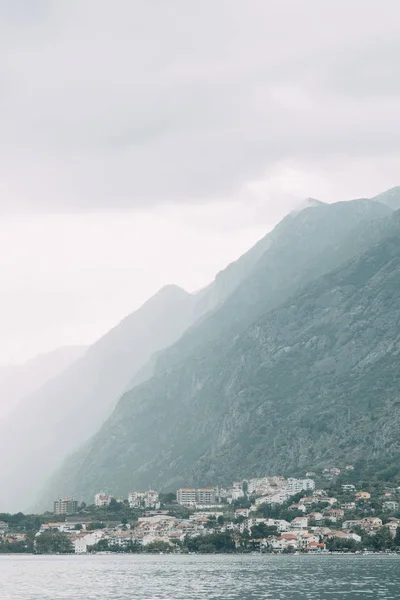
<box><xmin>176</xmin><ymin>489</ymin><xmax>197</xmax><ymax>505</ymax></box>
<box><xmin>53</xmin><ymin>498</ymin><xmax>78</xmax><ymax>515</ymax></box>
<box><xmin>176</xmin><ymin>488</ymin><xmax>216</xmax><ymax>506</ymax></box>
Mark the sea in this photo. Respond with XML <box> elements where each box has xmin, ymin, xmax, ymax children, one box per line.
<box><xmin>0</xmin><ymin>554</ymin><xmax>399</xmax><ymax>599</ymax></box>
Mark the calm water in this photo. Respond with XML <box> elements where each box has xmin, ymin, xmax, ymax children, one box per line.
<box><xmin>0</xmin><ymin>554</ymin><xmax>399</xmax><ymax>599</ymax></box>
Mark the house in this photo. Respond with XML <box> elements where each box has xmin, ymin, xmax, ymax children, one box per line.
<box><xmin>311</xmin><ymin>526</ymin><xmax>332</xmax><ymax>536</ymax></box>
<box><xmin>39</xmin><ymin>522</ymin><xmax>82</xmax><ymax>533</ymax></box>
<box><xmin>290</xmin><ymin>517</ymin><xmax>308</xmax><ymax>529</ymax></box>
<box><xmin>235</xmin><ymin>508</ymin><xmax>250</xmax><ymax>518</ymax></box>
<box><xmin>342</xmin><ymin>520</ymin><xmax>361</xmax><ymax>530</ymax></box>
<box><xmin>328</xmin><ymin>531</ymin><xmax>361</xmax><ymax>543</ymax></box>
<box><xmin>300</xmin><ymin>497</ymin><xmax>315</xmax><ymax>507</ymax></box>
<box><xmin>325</xmin><ymin>497</ymin><xmax>338</xmax><ymax>506</ymax></box>
<box><xmin>326</xmin><ymin>508</ymin><xmax>344</xmax><ymax>520</ymax></box>
<box><xmin>273</xmin><ymin>519</ymin><xmax>290</xmax><ymax>532</ymax></box>
<box><xmin>308</xmin><ymin>512</ymin><xmax>324</xmax><ymax>522</ymax></box>
<box><xmin>341</xmin><ymin>484</ymin><xmax>355</xmax><ymax>492</ymax></box>
<box><xmin>94</xmin><ymin>492</ymin><xmax>112</xmax><ymax>507</ymax></box>
<box><xmin>0</xmin><ymin>521</ymin><xmax>9</xmax><ymax>534</ymax></box>
<box><xmin>299</xmin><ymin>533</ymin><xmax>320</xmax><ymax>549</ymax></box>
<box><xmin>361</xmin><ymin>517</ymin><xmax>382</xmax><ymax>531</ymax></box>
<box><xmin>385</xmin><ymin>522</ymin><xmax>399</xmax><ymax>538</ymax></box>
<box><xmin>73</xmin><ymin>531</ymin><xmax>104</xmax><ymax>554</ymax></box>
<box><xmin>341</xmin><ymin>502</ymin><xmax>356</xmax><ymax>511</ymax></box>
<box><xmin>268</xmin><ymin>536</ymin><xmax>298</xmax><ymax>551</ymax></box>
<box><xmin>355</xmin><ymin>491</ymin><xmax>371</xmax><ymax>501</ymax></box>
<box><xmin>382</xmin><ymin>501</ymin><xmax>399</xmax><ymax>512</ymax></box>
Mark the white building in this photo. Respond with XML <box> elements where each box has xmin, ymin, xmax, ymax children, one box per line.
<box><xmin>176</xmin><ymin>488</ymin><xmax>216</xmax><ymax>505</ymax></box>
<box><xmin>94</xmin><ymin>492</ymin><xmax>113</xmax><ymax>507</ymax></box>
<box><xmin>128</xmin><ymin>490</ymin><xmax>159</xmax><ymax>509</ymax></box>
<box><xmin>290</xmin><ymin>516</ymin><xmax>309</xmax><ymax>529</ymax></box>
<box><xmin>286</xmin><ymin>478</ymin><xmax>315</xmax><ymax>495</ymax></box>
<box><xmin>73</xmin><ymin>531</ymin><xmax>104</xmax><ymax>554</ymax></box>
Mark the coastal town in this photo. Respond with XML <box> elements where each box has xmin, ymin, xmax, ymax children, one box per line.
<box><xmin>1</xmin><ymin>466</ymin><xmax>400</xmax><ymax>555</ymax></box>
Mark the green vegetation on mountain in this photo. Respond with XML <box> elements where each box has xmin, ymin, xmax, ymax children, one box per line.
<box><xmin>39</xmin><ymin>197</ymin><xmax>400</xmax><ymax>504</ymax></box>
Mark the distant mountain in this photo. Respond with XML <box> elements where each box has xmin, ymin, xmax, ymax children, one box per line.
<box><xmin>0</xmin><ymin>237</ymin><xmax>275</xmax><ymax>511</ymax></box>
<box><xmin>0</xmin><ymin>285</ymin><xmax>199</xmax><ymax>511</ymax></box>
<box><xmin>0</xmin><ymin>346</ymin><xmax>86</xmax><ymax>419</ymax></box>
<box><xmin>372</xmin><ymin>186</ymin><xmax>400</xmax><ymax>210</ymax></box>
<box><xmin>39</xmin><ymin>197</ymin><xmax>396</xmax><ymax>505</ymax></box>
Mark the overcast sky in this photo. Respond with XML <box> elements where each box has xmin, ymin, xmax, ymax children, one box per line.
<box><xmin>1</xmin><ymin>0</ymin><xmax>399</xmax><ymax>363</ymax></box>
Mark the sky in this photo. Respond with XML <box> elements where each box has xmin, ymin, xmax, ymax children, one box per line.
<box><xmin>1</xmin><ymin>0</ymin><xmax>399</xmax><ymax>364</ymax></box>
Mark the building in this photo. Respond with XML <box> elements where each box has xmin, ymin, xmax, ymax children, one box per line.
<box><xmin>197</xmin><ymin>488</ymin><xmax>216</xmax><ymax>505</ymax></box>
<box><xmin>341</xmin><ymin>484</ymin><xmax>355</xmax><ymax>492</ymax></box>
<box><xmin>286</xmin><ymin>478</ymin><xmax>315</xmax><ymax>495</ymax></box>
<box><xmin>176</xmin><ymin>488</ymin><xmax>216</xmax><ymax>506</ymax></box>
<box><xmin>128</xmin><ymin>490</ymin><xmax>159</xmax><ymax>509</ymax></box>
<box><xmin>73</xmin><ymin>531</ymin><xmax>103</xmax><ymax>554</ymax></box>
<box><xmin>176</xmin><ymin>489</ymin><xmax>197</xmax><ymax>505</ymax></box>
<box><xmin>382</xmin><ymin>501</ymin><xmax>399</xmax><ymax>512</ymax></box>
<box><xmin>290</xmin><ymin>516</ymin><xmax>308</xmax><ymax>529</ymax></box>
<box><xmin>355</xmin><ymin>491</ymin><xmax>371</xmax><ymax>501</ymax></box>
<box><xmin>53</xmin><ymin>498</ymin><xmax>78</xmax><ymax>515</ymax></box>
<box><xmin>94</xmin><ymin>492</ymin><xmax>113</xmax><ymax>507</ymax></box>
<box><xmin>0</xmin><ymin>521</ymin><xmax>9</xmax><ymax>534</ymax></box>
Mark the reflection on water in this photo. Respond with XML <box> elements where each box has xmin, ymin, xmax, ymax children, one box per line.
<box><xmin>0</xmin><ymin>554</ymin><xmax>399</xmax><ymax>600</ymax></box>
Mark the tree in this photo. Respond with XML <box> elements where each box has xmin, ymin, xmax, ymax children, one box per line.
<box><xmin>108</xmin><ymin>498</ymin><xmax>122</xmax><ymax>511</ymax></box>
<box><xmin>87</xmin><ymin>521</ymin><xmax>105</xmax><ymax>531</ymax></box>
<box><xmin>371</xmin><ymin>527</ymin><xmax>393</xmax><ymax>551</ymax></box>
<box><xmin>145</xmin><ymin>541</ymin><xmax>172</xmax><ymax>553</ymax></box>
<box><xmin>394</xmin><ymin>526</ymin><xmax>400</xmax><ymax>549</ymax></box>
<box><xmin>35</xmin><ymin>532</ymin><xmax>73</xmax><ymax>554</ymax></box>
<box><xmin>159</xmin><ymin>492</ymin><xmax>176</xmax><ymax>505</ymax></box>
<box><xmin>250</xmin><ymin>523</ymin><xmax>277</xmax><ymax>539</ymax></box>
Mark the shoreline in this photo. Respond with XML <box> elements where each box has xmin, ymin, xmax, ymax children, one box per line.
<box><xmin>1</xmin><ymin>551</ymin><xmax>400</xmax><ymax>557</ymax></box>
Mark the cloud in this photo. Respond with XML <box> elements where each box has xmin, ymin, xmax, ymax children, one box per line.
<box><xmin>1</xmin><ymin>1</ymin><xmax>400</xmax><ymax>363</ymax></box>
<box><xmin>1</xmin><ymin>0</ymin><xmax>400</xmax><ymax>212</ymax></box>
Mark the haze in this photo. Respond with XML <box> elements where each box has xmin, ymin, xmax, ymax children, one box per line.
<box><xmin>1</xmin><ymin>0</ymin><xmax>400</xmax><ymax>364</ymax></box>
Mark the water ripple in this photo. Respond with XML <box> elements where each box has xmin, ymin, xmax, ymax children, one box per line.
<box><xmin>0</xmin><ymin>554</ymin><xmax>399</xmax><ymax>600</ymax></box>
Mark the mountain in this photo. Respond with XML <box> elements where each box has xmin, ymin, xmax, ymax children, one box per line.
<box><xmin>0</xmin><ymin>346</ymin><xmax>86</xmax><ymax>419</ymax></box>
<box><xmin>136</xmin><ymin>199</ymin><xmax>392</xmax><ymax>380</ymax></box>
<box><xmin>0</xmin><ymin>285</ymin><xmax>200</xmax><ymax>511</ymax></box>
<box><xmin>0</xmin><ymin>230</ymin><xmax>279</xmax><ymax>512</ymax></box>
<box><xmin>40</xmin><ymin>197</ymin><xmax>397</xmax><ymax>504</ymax></box>
<box><xmin>372</xmin><ymin>186</ymin><xmax>400</xmax><ymax>210</ymax></box>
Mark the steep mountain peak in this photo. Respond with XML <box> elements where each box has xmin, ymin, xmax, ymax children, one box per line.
<box><xmin>292</xmin><ymin>197</ymin><xmax>326</xmax><ymax>213</ymax></box>
<box><xmin>154</xmin><ymin>284</ymin><xmax>190</xmax><ymax>300</ymax></box>
<box><xmin>372</xmin><ymin>186</ymin><xmax>400</xmax><ymax>210</ymax></box>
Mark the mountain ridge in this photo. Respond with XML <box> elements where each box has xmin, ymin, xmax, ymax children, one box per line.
<box><xmin>38</xmin><ymin>196</ymin><xmax>398</xmax><ymax>506</ymax></box>
<box><xmin>47</xmin><ymin>221</ymin><xmax>400</xmax><ymax>501</ymax></box>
